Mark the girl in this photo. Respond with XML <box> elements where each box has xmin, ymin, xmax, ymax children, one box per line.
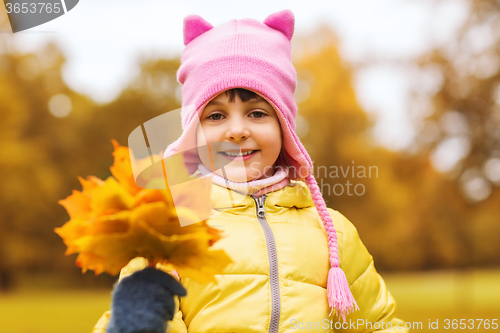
<box><xmin>93</xmin><ymin>9</ymin><xmax>407</xmax><ymax>333</ymax></box>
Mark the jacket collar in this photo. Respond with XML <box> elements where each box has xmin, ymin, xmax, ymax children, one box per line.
<box><xmin>209</xmin><ymin>180</ymin><xmax>314</xmax><ymax>215</ymax></box>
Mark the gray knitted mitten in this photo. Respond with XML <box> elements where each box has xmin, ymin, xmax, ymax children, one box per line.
<box><xmin>106</xmin><ymin>267</ymin><xmax>187</xmax><ymax>333</ymax></box>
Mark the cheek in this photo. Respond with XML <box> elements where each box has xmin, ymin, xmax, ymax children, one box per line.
<box><xmin>260</xmin><ymin>125</ymin><xmax>282</xmax><ymax>157</ymax></box>
<box><xmin>198</xmin><ymin>124</ymin><xmax>223</xmax><ymax>144</ymax></box>
<box><xmin>271</xmin><ymin>125</ymin><xmax>283</xmax><ymax>161</ymax></box>
<box><xmin>276</xmin><ymin>130</ymin><xmax>283</xmax><ymax>147</ymax></box>
<box><xmin>270</xmin><ymin>123</ymin><xmax>282</xmax><ymax>150</ymax></box>
<box><xmin>196</xmin><ymin>125</ymin><xmax>206</xmax><ymax>146</ymax></box>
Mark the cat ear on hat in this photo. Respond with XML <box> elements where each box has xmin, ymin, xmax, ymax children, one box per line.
<box><xmin>183</xmin><ymin>15</ymin><xmax>213</xmax><ymax>45</ymax></box>
<box><xmin>263</xmin><ymin>9</ymin><xmax>295</xmax><ymax>40</ymax></box>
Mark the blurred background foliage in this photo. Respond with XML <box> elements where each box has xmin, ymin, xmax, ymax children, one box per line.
<box><xmin>0</xmin><ymin>0</ymin><xmax>499</xmax><ymax>296</ymax></box>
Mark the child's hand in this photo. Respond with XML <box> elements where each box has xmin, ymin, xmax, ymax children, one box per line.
<box><xmin>106</xmin><ymin>267</ymin><xmax>187</xmax><ymax>333</ymax></box>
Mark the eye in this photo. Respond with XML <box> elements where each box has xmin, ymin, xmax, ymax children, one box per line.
<box><xmin>207</xmin><ymin>113</ymin><xmax>225</xmax><ymax>121</ymax></box>
<box><xmin>250</xmin><ymin>110</ymin><xmax>267</xmax><ymax>118</ymax></box>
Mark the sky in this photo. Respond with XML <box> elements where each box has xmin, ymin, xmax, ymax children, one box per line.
<box><xmin>4</xmin><ymin>0</ymin><xmax>469</xmax><ymax>151</ymax></box>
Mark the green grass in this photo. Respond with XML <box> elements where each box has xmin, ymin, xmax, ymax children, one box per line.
<box><xmin>0</xmin><ymin>289</ymin><xmax>112</xmax><ymax>333</ymax></box>
<box><xmin>384</xmin><ymin>269</ymin><xmax>500</xmax><ymax>332</ymax></box>
<box><xmin>0</xmin><ymin>269</ymin><xmax>498</xmax><ymax>333</ymax></box>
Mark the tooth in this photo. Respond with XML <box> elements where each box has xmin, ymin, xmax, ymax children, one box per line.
<box><xmin>224</xmin><ymin>150</ymin><xmax>254</xmax><ymax>156</ymax></box>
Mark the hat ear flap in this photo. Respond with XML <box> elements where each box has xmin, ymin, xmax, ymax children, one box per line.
<box><xmin>183</xmin><ymin>15</ymin><xmax>213</xmax><ymax>45</ymax></box>
<box><xmin>263</xmin><ymin>9</ymin><xmax>294</xmax><ymax>41</ymax></box>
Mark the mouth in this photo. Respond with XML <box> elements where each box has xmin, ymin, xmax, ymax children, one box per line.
<box><xmin>219</xmin><ymin>150</ymin><xmax>259</xmax><ymax>158</ymax></box>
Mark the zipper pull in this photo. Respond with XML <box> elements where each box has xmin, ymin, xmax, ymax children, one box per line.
<box><xmin>256</xmin><ymin>195</ymin><xmax>267</xmax><ymax>217</ymax></box>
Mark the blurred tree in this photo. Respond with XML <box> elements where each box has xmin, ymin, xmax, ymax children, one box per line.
<box><xmin>409</xmin><ymin>0</ymin><xmax>500</xmax><ymax>202</ymax></box>
<box><xmin>0</xmin><ymin>43</ymin><xmax>92</xmax><ymax>287</ymax></box>
<box><xmin>293</xmin><ymin>24</ymin><xmax>500</xmax><ymax>271</ymax></box>
<box><xmin>0</xmin><ymin>27</ymin><xmax>181</xmax><ymax>289</ymax></box>
<box><xmin>405</xmin><ymin>0</ymin><xmax>500</xmax><ymax>270</ymax></box>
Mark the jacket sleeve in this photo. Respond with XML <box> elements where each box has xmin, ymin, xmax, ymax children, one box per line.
<box><xmin>328</xmin><ymin>209</ymin><xmax>408</xmax><ymax>333</ymax></box>
<box><xmin>90</xmin><ymin>257</ymin><xmax>188</xmax><ymax>333</ymax></box>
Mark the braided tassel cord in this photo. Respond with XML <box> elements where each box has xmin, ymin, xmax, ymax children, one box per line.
<box><xmin>305</xmin><ymin>174</ymin><xmax>359</xmax><ymax>321</ymax></box>
<box><xmin>327</xmin><ymin>266</ymin><xmax>359</xmax><ymax>321</ymax></box>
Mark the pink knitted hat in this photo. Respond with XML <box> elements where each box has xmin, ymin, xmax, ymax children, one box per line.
<box><xmin>164</xmin><ymin>9</ymin><xmax>358</xmax><ymax>320</ymax></box>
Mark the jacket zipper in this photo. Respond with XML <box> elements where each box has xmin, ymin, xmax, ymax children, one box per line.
<box><xmin>252</xmin><ymin>195</ymin><xmax>280</xmax><ymax>333</ymax></box>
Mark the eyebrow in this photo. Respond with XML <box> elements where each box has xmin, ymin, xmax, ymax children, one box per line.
<box><xmin>206</xmin><ymin>96</ymin><xmax>266</xmax><ymax>107</ymax></box>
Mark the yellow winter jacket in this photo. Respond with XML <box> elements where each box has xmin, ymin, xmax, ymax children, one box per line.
<box><xmin>92</xmin><ymin>180</ymin><xmax>408</xmax><ymax>333</ymax></box>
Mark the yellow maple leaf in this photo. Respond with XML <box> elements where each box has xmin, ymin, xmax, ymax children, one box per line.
<box><xmin>55</xmin><ymin>140</ymin><xmax>232</xmax><ymax>282</ymax></box>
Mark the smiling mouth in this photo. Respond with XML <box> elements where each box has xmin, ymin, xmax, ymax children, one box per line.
<box><xmin>220</xmin><ymin>150</ymin><xmax>258</xmax><ymax>157</ymax></box>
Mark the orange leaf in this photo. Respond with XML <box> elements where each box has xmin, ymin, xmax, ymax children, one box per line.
<box><xmin>55</xmin><ymin>139</ymin><xmax>232</xmax><ymax>281</ymax></box>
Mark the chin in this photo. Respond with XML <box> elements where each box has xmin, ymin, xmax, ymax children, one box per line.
<box><xmin>223</xmin><ymin>170</ymin><xmax>261</xmax><ymax>183</ymax></box>
<box><xmin>216</xmin><ymin>170</ymin><xmax>247</xmax><ymax>183</ymax></box>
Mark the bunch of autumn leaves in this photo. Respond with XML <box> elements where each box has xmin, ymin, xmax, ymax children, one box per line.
<box><xmin>55</xmin><ymin>140</ymin><xmax>232</xmax><ymax>282</ymax></box>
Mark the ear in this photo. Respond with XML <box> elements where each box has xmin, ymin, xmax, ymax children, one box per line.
<box><xmin>263</xmin><ymin>9</ymin><xmax>294</xmax><ymax>41</ymax></box>
<box><xmin>183</xmin><ymin>15</ymin><xmax>213</xmax><ymax>46</ymax></box>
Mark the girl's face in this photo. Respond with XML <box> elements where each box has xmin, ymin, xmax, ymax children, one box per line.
<box><xmin>196</xmin><ymin>90</ymin><xmax>282</xmax><ymax>182</ymax></box>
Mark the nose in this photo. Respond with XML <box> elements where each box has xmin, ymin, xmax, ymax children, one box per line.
<box><xmin>225</xmin><ymin>117</ymin><xmax>250</xmax><ymax>142</ymax></box>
